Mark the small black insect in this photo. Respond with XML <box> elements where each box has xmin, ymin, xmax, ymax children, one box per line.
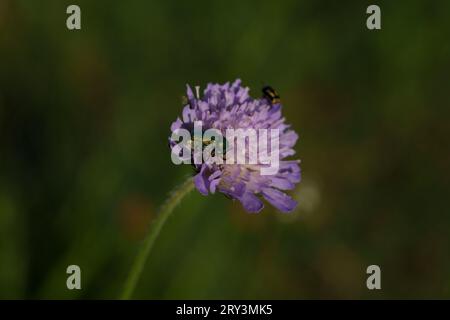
<box><xmin>262</xmin><ymin>85</ymin><xmax>281</xmax><ymax>104</ymax></box>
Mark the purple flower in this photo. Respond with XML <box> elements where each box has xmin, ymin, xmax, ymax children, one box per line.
<box><xmin>169</xmin><ymin>79</ymin><xmax>301</xmax><ymax>213</ymax></box>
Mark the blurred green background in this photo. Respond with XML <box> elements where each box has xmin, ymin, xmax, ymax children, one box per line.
<box><xmin>1</xmin><ymin>0</ymin><xmax>449</xmax><ymax>299</ymax></box>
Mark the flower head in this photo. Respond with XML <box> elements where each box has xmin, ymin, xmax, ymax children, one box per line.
<box><xmin>169</xmin><ymin>79</ymin><xmax>300</xmax><ymax>213</ymax></box>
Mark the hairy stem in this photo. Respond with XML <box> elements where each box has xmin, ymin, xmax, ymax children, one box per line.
<box><xmin>120</xmin><ymin>177</ymin><xmax>195</xmax><ymax>299</ymax></box>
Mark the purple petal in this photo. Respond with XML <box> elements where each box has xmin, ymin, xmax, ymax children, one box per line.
<box><xmin>210</xmin><ymin>178</ymin><xmax>220</xmax><ymax>193</ymax></box>
<box><xmin>186</xmin><ymin>84</ymin><xmax>195</xmax><ymax>100</ymax></box>
<box><xmin>270</xmin><ymin>177</ymin><xmax>295</xmax><ymax>190</ymax></box>
<box><xmin>170</xmin><ymin>118</ymin><xmax>183</xmax><ymax>132</ymax></box>
<box><xmin>281</xmin><ymin>130</ymin><xmax>298</xmax><ymax>148</ymax></box>
<box><xmin>208</xmin><ymin>170</ymin><xmax>222</xmax><ymax>194</ymax></box>
<box><xmin>261</xmin><ymin>188</ymin><xmax>297</xmax><ymax>213</ymax></box>
<box><xmin>239</xmin><ymin>192</ymin><xmax>264</xmax><ymax>213</ymax></box>
<box><xmin>194</xmin><ymin>166</ymin><xmax>209</xmax><ymax>195</ymax></box>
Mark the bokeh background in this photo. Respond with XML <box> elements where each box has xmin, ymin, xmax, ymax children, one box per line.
<box><xmin>1</xmin><ymin>0</ymin><xmax>449</xmax><ymax>299</ymax></box>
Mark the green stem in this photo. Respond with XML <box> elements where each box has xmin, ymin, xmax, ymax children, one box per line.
<box><xmin>120</xmin><ymin>177</ymin><xmax>195</xmax><ymax>299</ymax></box>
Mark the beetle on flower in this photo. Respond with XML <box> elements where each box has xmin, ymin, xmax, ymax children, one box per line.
<box><xmin>169</xmin><ymin>79</ymin><xmax>301</xmax><ymax>213</ymax></box>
